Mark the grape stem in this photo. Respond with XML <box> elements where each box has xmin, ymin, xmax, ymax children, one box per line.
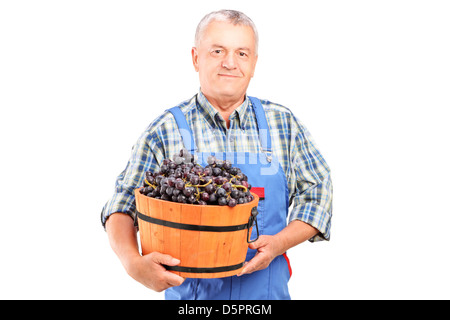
<box><xmin>144</xmin><ymin>179</ymin><xmax>157</xmax><ymax>189</ymax></box>
<box><xmin>232</xmin><ymin>184</ymin><xmax>248</xmax><ymax>193</ymax></box>
<box><xmin>197</xmin><ymin>179</ymin><xmax>212</xmax><ymax>188</ymax></box>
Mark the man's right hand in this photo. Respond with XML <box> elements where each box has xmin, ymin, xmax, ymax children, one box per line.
<box><xmin>126</xmin><ymin>252</ymin><xmax>185</xmax><ymax>292</ymax></box>
<box><xmin>105</xmin><ymin>213</ymin><xmax>184</xmax><ymax>292</ymax></box>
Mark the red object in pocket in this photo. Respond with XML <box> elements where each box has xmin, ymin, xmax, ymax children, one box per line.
<box><xmin>283</xmin><ymin>253</ymin><xmax>292</xmax><ymax>277</ymax></box>
<box><xmin>251</xmin><ymin>187</ymin><xmax>265</xmax><ymax>199</ymax></box>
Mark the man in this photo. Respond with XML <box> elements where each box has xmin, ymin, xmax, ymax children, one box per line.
<box><xmin>101</xmin><ymin>10</ymin><xmax>332</xmax><ymax>300</ymax></box>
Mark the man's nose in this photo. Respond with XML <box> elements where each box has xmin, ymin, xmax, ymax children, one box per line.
<box><xmin>222</xmin><ymin>52</ymin><xmax>237</xmax><ymax>69</ymax></box>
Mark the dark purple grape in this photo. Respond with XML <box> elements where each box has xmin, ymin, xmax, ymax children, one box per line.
<box><xmin>230</xmin><ymin>190</ymin><xmax>239</xmax><ymax>199</ymax></box>
<box><xmin>166</xmin><ymin>186</ymin><xmax>174</xmax><ymax>196</ymax></box>
<box><xmin>174</xmin><ymin>169</ymin><xmax>182</xmax><ymax>179</ymax></box>
<box><xmin>175</xmin><ymin>180</ymin><xmax>185</xmax><ymax>190</ymax></box>
<box><xmin>216</xmin><ymin>187</ymin><xmax>226</xmax><ymax>197</ymax></box>
<box><xmin>198</xmin><ymin>200</ymin><xmax>207</xmax><ymax>205</ymax></box>
<box><xmin>183</xmin><ymin>186</ymin><xmax>195</xmax><ymax>197</ymax></box>
<box><xmin>205</xmin><ymin>184</ymin><xmax>215</xmax><ymax>194</ymax></box>
<box><xmin>185</xmin><ymin>162</ymin><xmax>194</xmax><ymax>169</ymax></box>
<box><xmin>161</xmin><ymin>194</ymin><xmax>171</xmax><ymax>201</ymax></box>
<box><xmin>177</xmin><ymin>194</ymin><xmax>186</xmax><ymax>203</ymax></box>
<box><xmin>222</xmin><ymin>182</ymin><xmax>232</xmax><ymax>192</ymax></box>
<box><xmin>215</xmin><ymin>159</ymin><xmax>223</xmax><ymax>168</ymax></box>
<box><xmin>235</xmin><ymin>173</ymin><xmax>244</xmax><ymax>180</ymax></box>
<box><xmin>140</xmin><ymin>186</ymin><xmax>152</xmax><ymax>195</ymax></box>
<box><xmin>199</xmin><ymin>176</ymin><xmax>210</xmax><ymax>185</ymax></box>
<box><xmin>194</xmin><ymin>166</ymin><xmax>203</xmax><ymax>175</ymax></box>
<box><xmin>188</xmin><ymin>195</ymin><xmax>196</xmax><ymax>204</ymax></box>
<box><xmin>218</xmin><ymin>197</ymin><xmax>227</xmax><ymax>206</ymax></box>
<box><xmin>223</xmin><ymin>160</ymin><xmax>232</xmax><ymax>170</ymax></box>
<box><xmin>155</xmin><ymin>175</ymin><xmax>163</xmax><ymax>185</ymax></box>
<box><xmin>201</xmin><ymin>192</ymin><xmax>209</xmax><ymax>202</ymax></box>
<box><xmin>160</xmin><ymin>164</ymin><xmax>169</xmax><ymax>174</ymax></box>
<box><xmin>227</xmin><ymin>198</ymin><xmax>237</xmax><ymax>207</ymax></box>
<box><xmin>145</xmin><ymin>171</ymin><xmax>154</xmax><ymax>181</ymax></box>
<box><xmin>167</xmin><ymin>177</ymin><xmax>175</xmax><ymax>187</ymax></box>
<box><xmin>212</xmin><ymin>167</ymin><xmax>222</xmax><ymax>176</ymax></box>
<box><xmin>213</xmin><ymin>176</ymin><xmax>223</xmax><ymax>185</ymax></box>
<box><xmin>190</xmin><ymin>175</ymin><xmax>199</xmax><ymax>185</ymax></box>
<box><xmin>209</xmin><ymin>193</ymin><xmax>217</xmax><ymax>203</ymax></box>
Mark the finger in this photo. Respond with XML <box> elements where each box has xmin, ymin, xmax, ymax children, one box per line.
<box><xmin>238</xmin><ymin>255</ymin><xmax>264</xmax><ymax>276</ymax></box>
<box><xmin>165</xmin><ymin>272</ymin><xmax>185</xmax><ymax>287</ymax></box>
<box><xmin>248</xmin><ymin>235</ymin><xmax>268</xmax><ymax>250</ymax></box>
<box><xmin>152</xmin><ymin>252</ymin><xmax>180</xmax><ymax>266</ymax></box>
<box><xmin>248</xmin><ymin>239</ymin><xmax>262</xmax><ymax>250</ymax></box>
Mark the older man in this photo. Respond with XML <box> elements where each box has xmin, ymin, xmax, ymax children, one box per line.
<box><xmin>101</xmin><ymin>10</ymin><xmax>332</xmax><ymax>300</ymax></box>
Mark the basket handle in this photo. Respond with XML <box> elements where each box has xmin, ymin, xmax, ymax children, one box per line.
<box><xmin>247</xmin><ymin>207</ymin><xmax>259</xmax><ymax>243</ymax></box>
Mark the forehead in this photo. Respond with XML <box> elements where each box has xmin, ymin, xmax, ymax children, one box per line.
<box><xmin>200</xmin><ymin>21</ymin><xmax>256</xmax><ymax>50</ymax></box>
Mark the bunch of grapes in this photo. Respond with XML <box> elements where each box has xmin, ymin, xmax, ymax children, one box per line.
<box><xmin>139</xmin><ymin>149</ymin><xmax>254</xmax><ymax>207</ymax></box>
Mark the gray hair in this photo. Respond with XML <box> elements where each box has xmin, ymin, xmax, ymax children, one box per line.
<box><xmin>194</xmin><ymin>9</ymin><xmax>259</xmax><ymax>55</ymax></box>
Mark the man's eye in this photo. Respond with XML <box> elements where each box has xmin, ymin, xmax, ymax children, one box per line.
<box><xmin>239</xmin><ymin>52</ymin><xmax>248</xmax><ymax>57</ymax></box>
<box><xmin>212</xmin><ymin>49</ymin><xmax>223</xmax><ymax>55</ymax></box>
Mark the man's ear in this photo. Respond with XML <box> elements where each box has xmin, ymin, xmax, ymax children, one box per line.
<box><xmin>192</xmin><ymin>47</ymin><xmax>199</xmax><ymax>72</ymax></box>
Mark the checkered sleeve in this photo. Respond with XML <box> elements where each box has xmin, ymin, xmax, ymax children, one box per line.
<box><xmin>100</xmin><ymin>130</ymin><xmax>163</xmax><ymax>228</ymax></box>
<box><xmin>288</xmin><ymin>117</ymin><xmax>333</xmax><ymax>242</ymax></box>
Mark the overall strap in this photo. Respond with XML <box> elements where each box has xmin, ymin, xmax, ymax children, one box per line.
<box><xmin>168</xmin><ymin>97</ymin><xmax>272</xmax><ymax>154</ymax></box>
<box><xmin>248</xmin><ymin>96</ymin><xmax>273</xmax><ymax>153</ymax></box>
<box><xmin>167</xmin><ymin>107</ymin><xmax>197</xmax><ymax>154</ymax></box>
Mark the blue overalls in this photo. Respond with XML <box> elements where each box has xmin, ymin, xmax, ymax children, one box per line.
<box><xmin>165</xmin><ymin>97</ymin><xmax>291</xmax><ymax>300</ymax></box>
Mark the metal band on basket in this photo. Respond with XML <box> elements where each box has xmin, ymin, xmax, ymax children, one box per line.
<box><xmin>137</xmin><ymin>211</ymin><xmax>250</xmax><ymax>232</ymax></box>
<box><xmin>163</xmin><ymin>262</ymin><xmax>245</xmax><ymax>274</ymax></box>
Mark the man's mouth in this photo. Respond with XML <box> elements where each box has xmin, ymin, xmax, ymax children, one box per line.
<box><xmin>218</xmin><ymin>74</ymin><xmax>241</xmax><ymax>78</ymax></box>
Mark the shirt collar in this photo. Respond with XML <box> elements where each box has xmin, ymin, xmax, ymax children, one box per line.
<box><xmin>196</xmin><ymin>89</ymin><xmax>250</xmax><ymax>130</ymax></box>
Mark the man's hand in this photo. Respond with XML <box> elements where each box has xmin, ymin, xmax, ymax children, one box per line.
<box><xmin>126</xmin><ymin>252</ymin><xmax>185</xmax><ymax>292</ymax></box>
<box><xmin>105</xmin><ymin>213</ymin><xmax>184</xmax><ymax>292</ymax></box>
<box><xmin>237</xmin><ymin>235</ymin><xmax>281</xmax><ymax>276</ymax></box>
<box><xmin>237</xmin><ymin>220</ymin><xmax>319</xmax><ymax>276</ymax></box>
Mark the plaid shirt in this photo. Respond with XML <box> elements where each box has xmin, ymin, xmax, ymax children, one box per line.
<box><xmin>101</xmin><ymin>90</ymin><xmax>332</xmax><ymax>242</ymax></box>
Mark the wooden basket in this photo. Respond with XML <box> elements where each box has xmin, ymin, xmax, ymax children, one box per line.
<box><xmin>135</xmin><ymin>188</ymin><xmax>259</xmax><ymax>278</ymax></box>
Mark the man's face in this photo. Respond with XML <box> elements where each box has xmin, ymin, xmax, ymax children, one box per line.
<box><xmin>192</xmin><ymin>21</ymin><xmax>258</xmax><ymax>102</ymax></box>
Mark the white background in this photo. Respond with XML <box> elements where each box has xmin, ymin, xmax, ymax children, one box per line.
<box><xmin>1</xmin><ymin>0</ymin><xmax>449</xmax><ymax>300</ymax></box>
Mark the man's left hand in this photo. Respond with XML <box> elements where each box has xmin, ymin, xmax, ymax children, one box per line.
<box><xmin>237</xmin><ymin>235</ymin><xmax>283</xmax><ymax>276</ymax></box>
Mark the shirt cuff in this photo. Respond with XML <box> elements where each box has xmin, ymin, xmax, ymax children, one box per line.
<box><xmin>100</xmin><ymin>197</ymin><xmax>136</xmax><ymax>230</ymax></box>
<box><xmin>288</xmin><ymin>202</ymin><xmax>332</xmax><ymax>242</ymax></box>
